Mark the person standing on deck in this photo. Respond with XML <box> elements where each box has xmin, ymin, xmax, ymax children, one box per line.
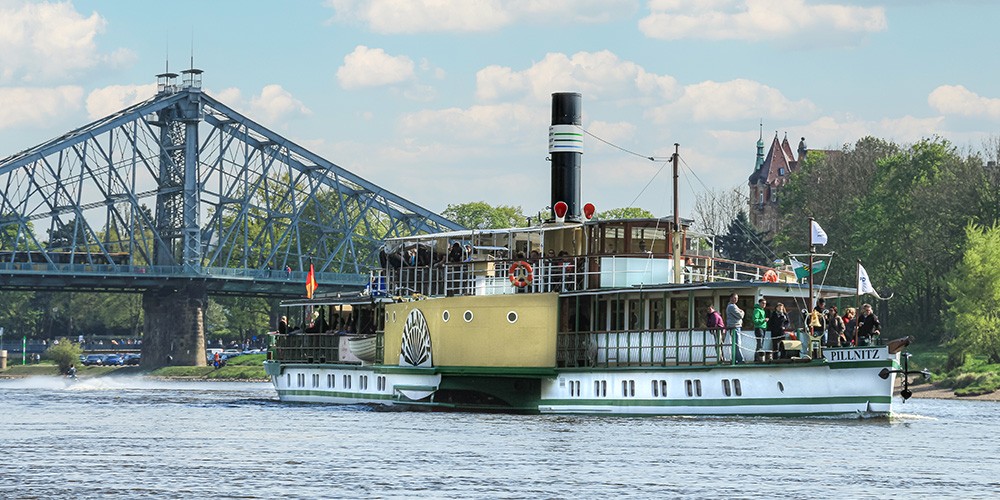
<box><xmin>857</xmin><ymin>303</ymin><xmax>881</xmax><ymax>345</ymax></box>
<box><xmin>706</xmin><ymin>305</ymin><xmax>725</xmax><ymax>362</ymax></box>
<box><xmin>725</xmin><ymin>293</ymin><xmax>745</xmax><ymax>363</ymax></box>
<box><xmin>767</xmin><ymin>302</ymin><xmax>790</xmax><ymax>358</ymax></box>
<box><xmin>752</xmin><ymin>298</ymin><xmax>768</xmax><ymax>352</ymax></box>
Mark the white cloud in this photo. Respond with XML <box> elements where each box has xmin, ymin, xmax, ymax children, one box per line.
<box><xmin>326</xmin><ymin>0</ymin><xmax>635</xmax><ymax>34</ymax></box>
<box><xmin>651</xmin><ymin>79</ymin><xmax>816</xmax><ymax>123</ymax></box>
<box><xmin>249</xmin><ymin>85</ymin><xmax>312</xmax><ymax>123</ymax></box>
<box><xmin>86</xmin><ymin>84</ymin><xmax>157</xmax><ymax>119</ymax></box>
<box><xmin>475</xmin><ymin>50</ymin><xmax>677</xmax><ymax>103</ymax></box>
<box><xmin>0</xmin><ymin>86</ymin><xmax>84</xmax><ymax>129</ymax></box>
<box><xmin>0</xmin><ymin>1</ymin><xmax>135</xmax><ymax>83</ymax></box>
<box><xmin>399</xmin><ymin>103</ymin><xmax>541</xmax><ymax>144</ymax></box>
<box><xmin>337</xmin><ymin>45</ymin><xmax>415</xmax><ymax>90</ymax></box>
<box><xmin>639</xmin><ymin>0</ymin><xmax>886</xmax><ymax>42</ymax></box>
<box><xmin>928</xmin><ymin>85</ymin><xmax>1000</xmax><ymax>119</ymax></box>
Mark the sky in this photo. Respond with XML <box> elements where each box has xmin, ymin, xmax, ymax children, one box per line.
<box><xmin>2</xmin><ymin>0</ymin><xmax>999</xmax><ymax>222</ymax></box>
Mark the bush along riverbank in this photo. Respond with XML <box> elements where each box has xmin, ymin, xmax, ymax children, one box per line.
<box><xmin>907</xmin><ymin>345</ymin><xmax>1000</xmax><ymax>399</ymax></box>
<box><xmin>0</xmin><ymin>354</ymin><xmax>268</xmax><ymax>381</ymax></box>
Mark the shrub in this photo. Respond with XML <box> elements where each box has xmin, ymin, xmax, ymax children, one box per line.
<box><xmin>45</xmin><ymin>339</ymin><xmax>83</xmax><ymax>374</ymax></box>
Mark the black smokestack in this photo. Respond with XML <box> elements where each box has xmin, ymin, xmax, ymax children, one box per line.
<box><xmin>549</xmin><ymin>92</ymin><xmax>582</xmax><ymax>222</ymax></box>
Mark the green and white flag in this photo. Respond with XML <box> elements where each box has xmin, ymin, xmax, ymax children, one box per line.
<box><xmin>790</xmin><ymin>257</ymin><xmax>827</xmax><ymax>279</ymax></box>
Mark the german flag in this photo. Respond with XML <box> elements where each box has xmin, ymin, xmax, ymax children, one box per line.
<box><xmin>306</xmin><ymin>264</ymin><xmax>318</xmax><ymax>299</ymax></box>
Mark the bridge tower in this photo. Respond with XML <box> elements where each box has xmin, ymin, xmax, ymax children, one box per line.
<box><xmin>144</xmin><ymin>69</ymin><xmax>208</xmax><ymax>366</ymax></box>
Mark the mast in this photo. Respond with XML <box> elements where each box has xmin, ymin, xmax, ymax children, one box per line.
<box><xmin>672</xmin><ymin>143</ymin><xmax>682</xmax><ymax>284</ymax></box>
<box><xmin>808</xmin><ymin>217</ymin><xmax>815</xmax><ymax>311</ymax></box>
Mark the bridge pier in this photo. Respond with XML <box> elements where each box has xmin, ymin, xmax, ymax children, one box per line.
<box><xmin>141</xmin><ymin>287</ymin><xmax>207</xmax><ymax>368</ymax></box>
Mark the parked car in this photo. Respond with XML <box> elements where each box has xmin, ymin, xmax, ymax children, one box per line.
<box><xmin>221</xmin><ymin>349</ymin><xmax>241</xmax><ymax>360</ymax></box>
<box><xmin>103</xmin><ymin>354</ymin><xmax>124</xmax><ymax>366</ymax></box>
<box><xmin>83</xmin><ymin>354</ymin><xmax>105</xmax><ymax>366</ymax></box>
<box><xmin>123</xmin><ymin>353</ymin><xmax>141</xmax><ymax>365</ymax></box>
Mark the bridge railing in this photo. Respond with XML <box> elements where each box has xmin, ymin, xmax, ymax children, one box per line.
<box><xmin>0</xmin><ymin>261</ymin><xmax>367</xmax><ymax>286</ymax></box>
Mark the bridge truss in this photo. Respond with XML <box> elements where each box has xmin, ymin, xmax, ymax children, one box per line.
<box><xmin>0</xmin><ymin>72</ymin><xmax>461</xmax><ymax>296</ymax></box>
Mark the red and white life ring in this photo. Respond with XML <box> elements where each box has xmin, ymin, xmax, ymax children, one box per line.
<box><xmin>508</xmin><ymin>261</ymin><xmax>534</xmax><ymax>287</ymax></box>
<box><xmin>763</xmin><ymin>269</ymin><xmax>779</xmax><ymax>283</ymax></box>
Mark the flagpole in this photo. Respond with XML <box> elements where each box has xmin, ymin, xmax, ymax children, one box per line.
<box><xmin>856</xmin><ymin>259</ymin><xmax>862</xmax><ymax>346</ymax></box>
<box><xmin>808</xmin><ymin>217</ymin><xmax>815</xmax><ymax>317</ymax></box>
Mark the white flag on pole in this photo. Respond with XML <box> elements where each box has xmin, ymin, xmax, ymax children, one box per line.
<box><xmin>811</xmin><ymin>220</ymin><xmax>828</xmax><ymax>246</ymax></box>
<box><xmin>858</xmin><ymin>263</ymin><xmax>882</xmax><ymax>299</ymax></box>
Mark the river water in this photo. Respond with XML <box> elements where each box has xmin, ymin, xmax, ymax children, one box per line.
<box><xmin>0</xmin><ymin>376</ymin><xmax>997</xmax><ymax>499</ymax></box>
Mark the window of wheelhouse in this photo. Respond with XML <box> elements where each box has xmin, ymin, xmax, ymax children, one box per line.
<box><xmin>670</xmin><ymin>297</ymin><xmax>690</xmax><ymax>329</ymax></box>
<box><xmin>631</xmin><ymin>226</ymin><xmax>667</xmax><ymax>254</ymax></box>
<box><xmin>694</xmin><ymin>296</ymin><xmax>715</xmax><ymax>328</ymax></box>
<box><xmin>649</xmin><ymin>296</ymin><xmax>665</xmax><ymax>331</ymax></box>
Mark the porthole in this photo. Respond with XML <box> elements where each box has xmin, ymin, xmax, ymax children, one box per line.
<box><xmin>507</xmin><ymin>311</ymin><xmax>518</xmax><ymax>323</ymax></box>
<box><xmin>392</xmin><ymin>311</ymin><xmax>396</xmax><ymax>322</ymax></box>
<box><xmin>442</xmin><ymin>310</ymin><xmax>450</xmax><ymax>322</ymax></box>
<box><xmin>464</xmin><ymin>310</ymin><xmax>474</xmax><ymax>322</ymax></box>
<box><xmin>777</xmin><ymin>381</ymin><xmax>785</xmax><ymax>392</ymax></box>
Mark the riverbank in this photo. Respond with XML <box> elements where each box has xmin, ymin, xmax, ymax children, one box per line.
<box><xmin>906</xmin><ymin>383</ymin><xmax>1000</xmax><ymax>402</ymax></box>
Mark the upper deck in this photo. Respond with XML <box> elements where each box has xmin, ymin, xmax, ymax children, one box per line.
<box><xmin>374</xmin><ymin>217</ymin><xmax>793</xmax><ymax>298</ymax></box>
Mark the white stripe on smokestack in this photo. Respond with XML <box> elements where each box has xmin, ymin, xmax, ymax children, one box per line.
<box><xmin>549</xmin><ymin>92</ymin><xmax>582</xmax><ymax>222</ymax></box>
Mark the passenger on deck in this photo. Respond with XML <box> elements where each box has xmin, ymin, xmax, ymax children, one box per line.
<box><xmin>767</xmin><ymin>302</ymin><xmax>790</xmax><ymax>358</ymax></box>
<box><xmin>826</xmin><ymin>306</ymin><xmax>846</xmax><ymax>347</ymax></box>
<box><xmin>448</xmin><ymin>242</ymin><xmax>463</xmax><ymax>263</ymax></box>
<box><xmin>724</xmin><ymin>294</ymin><xmax>745</xmax><ymax>364</ymax></box>
<box><xmin>857</xmin><ymin>303</ymin><xmax>881</xmax><ymax>345</ymax></box>
<box><xmin>752</xmin><ymin>299</ymin><xmax>768</xmax><ymax>352</ymax></box>
<box><xmin>278</xmin><ymin>315</ymin><xmax>288</xmax><ymax>335</ymax></box>
<box><xmin>843</xmin><ymin>307</ymin><xmax>857</xmax><ymax>345</ymax></box>
<box><xmin>706</xmin><ymin>305</ymin><xmax>725</xmax><ymax>361</ymax></box>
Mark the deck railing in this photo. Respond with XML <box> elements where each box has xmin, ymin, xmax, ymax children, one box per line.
<box><xmin>273</xmin><ymin>333</ymin><xmax>341</xmax><ymax>363</ymax></box>
<box><xmin>557</xmin><ymin>328</ymin><xmax>735</xmax><ymax>368</ymax></box>
<box><xmin>372</xmin><ymin>254</ymin><xmax>780</xmax><ymax>298</ymax></box>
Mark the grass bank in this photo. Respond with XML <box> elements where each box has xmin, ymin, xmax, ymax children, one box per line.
<box><xmin>906</xmin><ymin>344</ymin><xmax>1000</xmax><ymax>397</ymax></box>
<box><xmin>0</xmin><ymin>354</ymin><xmax>267</xmax><ymax>381</ymax></box>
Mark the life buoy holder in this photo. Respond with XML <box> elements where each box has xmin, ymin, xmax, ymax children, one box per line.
<box><xmin>508</xmin><ymin>261</ymin><xmax>534</xmax><ymax>287</ymax></box>
<box><xmin>763</xmin><ymin>269</ymin><xmax>779</xmax><ymax>283</ymax></box>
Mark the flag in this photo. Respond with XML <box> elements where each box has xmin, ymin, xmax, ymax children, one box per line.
<box><xmin>306</xmin><ymin>264</ymin><xmax>318</xmax><ymax>299</ymax></box>
<box><xmin>857</xmin><ymin>263</ymin><xmax>884</xmax><ymax>299</ymax></box>
<box><xmin>790</xmin><ymin>257</ymin><xmax>828</xmax><ymax>280</ymax></box>
<box><xmin>810</xmin><ymin>220</ymin><xmax>828</xmax><ymax>246</ymax></box>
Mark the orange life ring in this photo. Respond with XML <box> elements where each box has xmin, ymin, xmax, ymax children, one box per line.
<box><xmin>508</xmin><ymin>261</ymin><xmax>534</xmax><ymax>287</ymax></box>
<box><xmin>763</xmin><ymin>269</ymin><xmax>779</xmax><ymax>283</ymax></box>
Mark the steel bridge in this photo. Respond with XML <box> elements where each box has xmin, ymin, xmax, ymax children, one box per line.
<box><xmin>0</xmin><ymin>69</ymin><xmax>461</xmax><ymax>366</ymax></box>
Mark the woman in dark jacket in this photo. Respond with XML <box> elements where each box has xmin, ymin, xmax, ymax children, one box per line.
<box><xmin>767</xmin><ymin>302</ymin><xmax>790</xmax><ymax>357</ymax></box>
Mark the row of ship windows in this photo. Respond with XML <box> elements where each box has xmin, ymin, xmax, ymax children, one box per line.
<box><xmin>289</xmin><ymin>373</ymin><xmax>388</xmax><ymax>392</ymax></box>
<box><xmin>389</xmin><ymin>310</ymin><xmax>520</xmax><ymax>324</ymax></box>
<box><xmin>566</xmin><ymin>378</ymin><xmax>744</xmax><ymax>398</ymax></box>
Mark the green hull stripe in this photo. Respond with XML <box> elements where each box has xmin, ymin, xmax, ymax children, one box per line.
<box><xmin>540</xmin><ymin>395</ymin><xmax>891</xmax><ymax>407</ymax></box>
<box><xmin>277</xmin><ymin>389</ymin><xmax>394</xmax><ymax>401</ymax></box>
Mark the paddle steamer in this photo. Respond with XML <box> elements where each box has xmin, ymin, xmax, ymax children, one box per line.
<box><xmin>264</xmin><ymin>93</ymin><xmax>915</xmax><ymax>416</ymax></box>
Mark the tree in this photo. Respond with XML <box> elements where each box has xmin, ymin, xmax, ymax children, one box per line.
<box><xmin>45</xmin><ymin>338</ymin><xmax>83</xmax><ymax>374</ymax></box>
<box><xmin>595</xmin><ymin>207</ymin><xmax>655</xmax><ymax>220</ymax></box>
<box><xmin>944</xmin><ymin>223</ymin><xmax>1000</xmax><ymax>363</ymax></box>
<box><xmin>716</xmin><ymin>210</ymin><xmax>772</xmax><ymax>265</ymax></box>
<box><xmin>692</xmin><ymin>187</ymin><xmax>746</xmax><ymax>235</ymax></box>
<box><xmin>442</xmin><ymin>202</ymin><xmax>527</xmax><ymax>229</ymax></box>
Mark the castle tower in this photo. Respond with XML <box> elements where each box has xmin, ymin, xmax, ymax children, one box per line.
<box><xmin>748</xmin><ymin>130</ymin><xmax>806</xmax><ymax>236</ymax></box>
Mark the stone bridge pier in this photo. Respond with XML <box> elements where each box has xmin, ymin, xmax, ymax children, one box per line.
<box><xmin>141</xmin><ymin>286</ymin><xmax>207</xmax><ymax>368</ymax></box>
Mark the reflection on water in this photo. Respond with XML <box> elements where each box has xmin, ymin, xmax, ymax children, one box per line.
<box><xmin>1</xmin><ymin>376</ymin><xmax>997</xmax><ymax>499</ymax></box>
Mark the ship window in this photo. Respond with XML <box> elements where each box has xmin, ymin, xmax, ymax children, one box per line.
<box><xmin>670</xmin><ymin>298</ymin><xmax>690</xmax><ymax>329</ymax></box>
<box><xmin>464</xmin><ymin>310</ymin><xmax>474</xmax><ymax>322</ymax></box>
<box><xmin>507</xmin><ymin>311</ymin><xmax>518</xmax><ymax>323</ymax></box>
<box><xmin>442</xmin><ymin>310</ymin><xmax>450</xmax><ymax>322</ymax></box>
<box><xmin>328</xmin><ymin>374</ymin><xmax>335</xmax><ymax>388</ymax></box>
<box><xmin>570</xmin><ymin>380</ymin><xmax>580</xmax><ymax>397</ymax></box>
<box><xmin>685</xmin><ymin>379</ymin><xmax>693</xmax><ymax>397</ymax></box>
<box><xmin>651</xmin><ymin>380</ymin><xmax>659</xmax><ymax>397</ymax></box>
<box><xmin>777</xmin><ymin>381</ymin><xmax>785</xmax><ymax>392</ymax></box>
<box><xmin>312</xmin><ymin>374</ymin><xmax>319</xmax><ymax>388</ymax></box>
<box><xmin>723</xmin><ymin>379</ymin><xmax>732</xmax><ymax>397</ymax></box>
<box><xmin>391</xmin><ymin>311</ymin><xmax>396</xmax><ymax>323</ymax></box>
<box><xmin>377</xmin><ymin>376</ymin><xmax>386</xmax><ymax>391</ymax></box>
<box><xmin>660</xmin><ymin>380</ymin><xmax>667</xmax><ymax>397</ymax></box>
<box><xmin>695</xmin><ymin>379</ymin><xmax>702</xmax><ymax>397</ymax></box>
<box><xmin>734</xmin><ymin>379</ymin><xmax>742</xmax><ymax>396</ymax></box>
<box><xmin>360</xmin><ymin>375</ymin><xmax>368</xmax><ymax>390</ymax></box>
<box><xmin>594</xmin><ymin>380</ymin><xmax>607</xmax><ymax>397</ymax></box>
<box><xmin>286</xmin><ymin>373</ymin><xmax>290</xmax><ymax>386</ymax></box>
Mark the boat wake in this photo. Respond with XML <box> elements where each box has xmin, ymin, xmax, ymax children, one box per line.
<box><xmin>0</xmin><ymin>375</ymin><xmax>269</xmax><ymax>392</ymax></box>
